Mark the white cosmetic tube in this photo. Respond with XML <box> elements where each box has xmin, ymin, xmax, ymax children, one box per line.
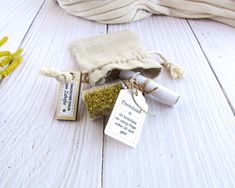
<box><xmin>119</xmin><ymin>70</ymin><xmax>180</xmax><ymax>106</ymax></box>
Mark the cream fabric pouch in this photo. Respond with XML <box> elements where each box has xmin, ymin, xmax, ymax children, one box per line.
<box><xmin>41</xmin><ymin>30</ymin><xmax>183</xmax><ymax>83</ymax></box>
<box><xmin>70</xmin><ymin>30</ymin><xmax>162</xmax><ymax>85</ymax></box>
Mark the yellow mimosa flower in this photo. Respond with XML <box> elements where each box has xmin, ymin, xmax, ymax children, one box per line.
<box><xmin>0</xmin><ymin>36</ymin><xmax>8</xmax><ymax>47</ymax></box>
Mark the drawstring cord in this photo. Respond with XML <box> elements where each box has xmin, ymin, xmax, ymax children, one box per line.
<box><xmin>40</xmin><ymin>68</ymin><xmax>74</xmax><ymax>82</ymax></box>
<box><xmin>40</xmin><ymin>68</ymin><xmax>90</xmax><ymax>83</ymax></box>
<box><xmin>122</xmin><ymin>72</ymin><xmax>157</xmax><ymax>117</ymax></box>
<box><xmin>149</xmin><ymin>51</ymin><xmax>184</xmax><ymax>79</ymax></box>
<box><xmin>40</xmin><ymin>50</ymin><xmax>184</xmax><ymax>83</ymax></box>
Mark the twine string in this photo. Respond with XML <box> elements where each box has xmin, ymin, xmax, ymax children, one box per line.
<box><xmin>122</xmin><ymin>72</ymin><xmax>157</xmax><ymax>116</ymax></box>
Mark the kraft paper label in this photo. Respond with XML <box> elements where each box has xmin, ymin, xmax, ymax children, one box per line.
<box><xmin>56</xmin><ymin>72</ymin><xmax>82</xmax><ymax>121</ymax></box>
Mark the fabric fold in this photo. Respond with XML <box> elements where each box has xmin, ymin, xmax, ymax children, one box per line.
<box><xmin>56</xmin><ymin>0</ymin><xmax>235</xmax><ymax>27</ymax></box>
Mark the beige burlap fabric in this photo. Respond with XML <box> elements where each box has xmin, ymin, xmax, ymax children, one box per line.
<box><xmin>70</xmin><ymin>30</ymin><xmax>162</xmax><ymax>85</ymax></box>
<box><xmin>56</xmin><ymin>0</ymin><xmax>235</xmax><ymax>27</ymax></box>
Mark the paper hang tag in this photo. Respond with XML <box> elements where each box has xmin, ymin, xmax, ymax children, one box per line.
<box><xmin>56</xmin><ymin>72</ymin><xmax>82</xmax><ymax>121</ymax></box>
<box><xmin>105</xmin><ymin>89</ymin><xmax>148</xmax><ymax>148</ymax></box>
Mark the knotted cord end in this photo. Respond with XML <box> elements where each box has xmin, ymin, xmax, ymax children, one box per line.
<box><xmin>40</xmin><ymin>68</ymin><xmax>74</xmax><ymax>82</ymax></box>
<box><xmin>149</xmin><ymin>51</ymin><xmax>185</xmax><ymax>79</ymax></box>
<box><xmin>161</xmin><ymin>61</ymin><xmax>184</xmax><ymax>79</ymax></box>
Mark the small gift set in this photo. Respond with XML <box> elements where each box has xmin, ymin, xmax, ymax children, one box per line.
<box><xmin>41</xmin><ymin>30</ymin><xmax>184</xmax><ymax>147</ymax></box>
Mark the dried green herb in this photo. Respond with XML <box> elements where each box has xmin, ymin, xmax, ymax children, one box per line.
<box><xmin>82</xmin><ymin>82</ymin><xmax>122</xmax><ymax>119</ymax></box>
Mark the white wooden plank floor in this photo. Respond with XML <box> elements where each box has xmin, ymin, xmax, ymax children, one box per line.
<box><xmin>0</xmin><ymin>1</ymin><xmax>235</xmax><ymax>188</ymax></box>
<box><xmin>188</xmin><ymin>19</ymin><xmax>235</xmax><ymax>114</ymax></box>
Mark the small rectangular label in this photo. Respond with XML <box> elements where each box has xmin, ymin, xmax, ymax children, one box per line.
<box><xmin>56</xmin><ymin>72</ymin><xmax>82</xmax><ymax>121</ymax></box>
<box><xmin>105</xmin><ymin>89</ymin><xmax>148</xmax><ymax>148</ymax></box>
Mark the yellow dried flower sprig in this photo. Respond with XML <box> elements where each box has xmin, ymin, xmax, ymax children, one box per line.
<box><xmin>0</xmin><ymin>48</ymin><xmax>23</xmax><ymax>67</ymax></box>
<box><xmin>0</xmin><ymin>55</ymin><xmax>14</xmax><ymax>67</ymax></box>
<box><xmin>0</xmin><ymin>36</ymin><xmax>8</xmax><ymax>47</ymax></box>
<box><xmin>0</xmin><ymin>51</ymin><xmax>11</xmax><ymax>57</ymax></box>
<box><xmin>0</xmin><ymin>35</ymin><xmax>24</xmax><ymax>80</ymax></box>
<box><xmin>0</xmin><ymin>56</ymin><xmax>23</xmax><ymax>80</ymax></box>
<box><xmin>12</xmin><ymin>48</ymin><xmax>23</xmax><ymax>57</ymax></box>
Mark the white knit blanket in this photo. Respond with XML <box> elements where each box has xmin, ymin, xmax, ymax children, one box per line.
<box><xmin>56</xmin><ymin>0</ymin><xmax>235</xmax><ymax>27</ymax></box>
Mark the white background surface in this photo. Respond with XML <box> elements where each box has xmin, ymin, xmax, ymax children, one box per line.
<box><xmin>0</xmin><ymin>0</ymin><xmax>235</xmax><ymax>187</ymax></box>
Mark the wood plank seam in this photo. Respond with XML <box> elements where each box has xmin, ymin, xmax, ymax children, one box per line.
<box><xmin>186</xmin><ymin>19</ymin><xmax>235</xmax><ymax>116</ymax></box>
<box><xmin>101</xmin><ymin>25</ymin><xmax>109</xmax><ymax>188</ymax></box>
<box><xmin>101</xmin><ymin>117</ymin><xmax>106</xmax><ymax>188</ymax></box>
<box><xmin>17</xmin><ymin>0</ymin><xmax>46</xmax><ymax>49</ymax></box>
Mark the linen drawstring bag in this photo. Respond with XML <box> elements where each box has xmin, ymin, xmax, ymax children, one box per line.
<box><xmin>42</xmin><ymin>30</ymin><xmax>183</xmax><ymax>85</ymax></box>
<box><xmin>71</xmin><ymin>30</ymin><xmax>163</xmax><ymax>85</ymax></box>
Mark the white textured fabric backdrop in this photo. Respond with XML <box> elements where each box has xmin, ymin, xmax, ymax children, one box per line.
<box><xmin>56</xmin><ymin>0</ymin><xmax>235</xmax><ymax>27</ymax></box>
